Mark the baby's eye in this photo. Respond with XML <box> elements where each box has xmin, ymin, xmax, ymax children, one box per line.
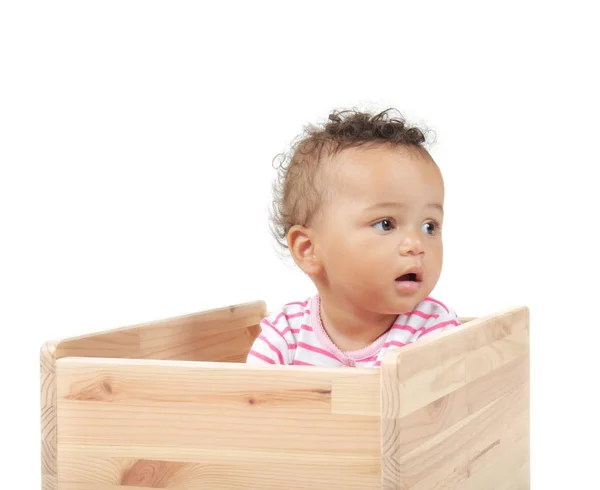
<box><xmin>422</xmin><ymin>221</ymin><xmax>439</xmax><ymax>235</ymax></box>
<box><xmin>373</xmin><ymin>219</ymin><xmax>394</xmax><ymax>232</ymax></box>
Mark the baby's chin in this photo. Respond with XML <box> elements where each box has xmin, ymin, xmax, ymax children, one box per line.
<box><xmin>368</xmin><ymin>296</ymin><xmax>426</xmax><ymax>317</ymax></box>
<box><xmin>389</xmin><ymin>288</ymin><xmax>431</xmax><ymax>313</ymax></box>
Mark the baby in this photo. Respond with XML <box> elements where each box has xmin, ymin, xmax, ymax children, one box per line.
<box><xmin>247</xmin><ymin>108</ymin><xmax>460</xmax><ymax>367</ymax></box>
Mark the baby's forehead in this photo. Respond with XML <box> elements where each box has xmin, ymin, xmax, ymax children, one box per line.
<box><xmin>312</xmin><ymin>148</ymin><xmax>443</xmax><ymax>220</ymax></box>
<box><xmin>323</xmin><ymin>145</ymin><xmax>439</xmax><ymax>188</ymax></box>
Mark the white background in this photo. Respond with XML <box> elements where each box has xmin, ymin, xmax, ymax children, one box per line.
<box><xmin>1</xmin><ymin>1</ymin><xmax>598</xmax><ymax>488</ymax></box>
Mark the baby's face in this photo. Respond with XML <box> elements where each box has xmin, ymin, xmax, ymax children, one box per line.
<box><xmin>312</xmin><ymin>144</ymin><xmax>444</xmax><ymax>315</ymax></box>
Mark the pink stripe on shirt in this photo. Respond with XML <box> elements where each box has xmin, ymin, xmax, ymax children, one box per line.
<box><xmin>292</xmin><ymin>360</ymin><xmax>314</xmax><ymax>366</ymax></box>
<box><xmin>285</xmin><ymin>301</ymin><xmax>308</xmax><ymax>307</ymax></box>
<box><xmin>262</xmin><ymin>319</ymin><xmax>294</xmax><ymax>347</ymax></box>
<box><xmin>258</xmin><ymin>334</ymin><xmax>285</xmax><ymax>364</ymax></box>
<box><xmin>272</xmin><ymin>311</ymin><xmax>306</xmax><ymax>325</ymax></box>
<box><xmin>291</xmin><ymin>324</ymin><xmax>313</xmax><ymax>334</ymax></box>
<box><xmin>421</xmin><ymin>319</ymin><xmax>459</xmax><ymax>335</ymax></box>
<box><xmin>382</xmin><ymin>340</ymin><xmax>407</xmax><ymax>349</ymax></box>
<box><xmin>408</xmin><ymin>310</ymin><xmax>440</xmax><ymax>320</ymax></box>
<box><xmin>248</xmin><ymin>350</ymin><xmax>275</xmax><ymax>364</ymax></box>
<box><xmin>392</xmin><ymin>324</ymin><xmax>418</xmax><ymax>334</ymax></box>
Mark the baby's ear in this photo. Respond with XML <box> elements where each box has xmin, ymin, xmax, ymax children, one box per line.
<box><xmin>287</xmin><ymin>225</ymin><xmax>323</xmax><ymax>276</ymax></box>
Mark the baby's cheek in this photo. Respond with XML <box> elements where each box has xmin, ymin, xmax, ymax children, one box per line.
<box><xmin>326</xmin><ymin>249</ymin><xmax>355</xmax><ymax>277</ymax></box>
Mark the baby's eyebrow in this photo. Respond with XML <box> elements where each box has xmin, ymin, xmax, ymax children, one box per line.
<box><xmin>364</xmin><ymin>202</ymin><xmax>444</xmax><ymax>215</ymax></box>
<box><xmin>427</xmin><ymin>203</ymin><xmax>444</xmax><ymax>215</ymax></box>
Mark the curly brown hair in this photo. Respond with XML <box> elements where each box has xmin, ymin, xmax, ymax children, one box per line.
<box><xmin>269</xmin><ymin>108</ymin><xmax>432</xmax><ymax>253</ymax></box>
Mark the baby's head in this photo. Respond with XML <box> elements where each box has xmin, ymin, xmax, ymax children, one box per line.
<box><xmin>271</xmin><ymin>108</ymin><xmax>445</xmax><ymax>316</ymax></box>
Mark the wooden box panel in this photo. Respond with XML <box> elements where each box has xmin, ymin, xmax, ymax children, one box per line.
<box><xmin>55</xmin><ymin>358</ymin><xmax>381</xmax><ymax>489</ymax></box>
<box><xmin>381</xmin><ymin>306</ymin><xmax>529</xmax><ymax>489</ymax></box>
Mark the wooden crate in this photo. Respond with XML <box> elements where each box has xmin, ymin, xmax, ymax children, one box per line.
<box><xmin>40</xmin><ymin>300</ymin><xmax>530</xmax><ymax>489</ymax></box>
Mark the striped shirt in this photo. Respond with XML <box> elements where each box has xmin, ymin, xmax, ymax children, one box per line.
<box><xmin>246</xmin><ymin>294</ymin><xmax>460</xmax><ymax>367</ymax></box>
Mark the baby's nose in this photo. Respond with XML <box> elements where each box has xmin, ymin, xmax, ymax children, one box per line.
<box><xmin>399</xmin><ymin>231</ymin><xmax>424</xmax><ymax>255</ymax></box>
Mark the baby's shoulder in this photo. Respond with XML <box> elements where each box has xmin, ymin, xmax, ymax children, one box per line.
<box><xmin>260</xmin><ymin>297</ymin><xmax>313</xmax><ymax>337</ymax></box>
<box><xmin>397</xmin><ymin>296</ymin><xmax>460</xmax><ymax>331</ymax></box>
<box><xmin>413</xmin><ymin>296</ymin><xmax>456</xmax><ymax>317</ymax></box>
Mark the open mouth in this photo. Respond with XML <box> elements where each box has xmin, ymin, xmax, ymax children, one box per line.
<box><xmin>397</xmin><ymin>273</ymin><xmax>418</xmax><ymax>282</ymax></box>
<box><xmin>395</xmin><ymin>271</ymin><xmax>422</xmax><ymax>282</ymax></box>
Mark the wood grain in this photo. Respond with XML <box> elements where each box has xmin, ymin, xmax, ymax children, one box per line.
<box><xmin>381</xmin><ymin>306</ymin><xmax>530</xmax><ymax>489</ymax></box>
<box><xmin>56</xmin><ymin>358</ymin><xmax>381</xmax><ymax>489</ymax></box>
<box><xmin>56</xmin><ymin>300</ymin><xmax>265</xmax><ymax>361</ymax></box>
<box><xmin>40</xmin><ymin>341</ymin><xmax>59</xmax><ymax>490</ymax></box>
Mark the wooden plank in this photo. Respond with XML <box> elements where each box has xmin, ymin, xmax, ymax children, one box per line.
<box><xmin>56</xmin><ymin>357</ymin><xmax>381</xmax><ymax>489</ymax></box>
<box><xmin>138</xmin><ymin>301</ymin><xmax>264</xmax><ymax>361</ymax></box>
<box><xmin>40</xmin><ymin>341</ymin><xmax>58</xmax><ymax>490</ymax></box>
<box><xmin>60</xmin><ymin>485</ymin><xmax>154</xmax><ymax>490</ymax></box>
<box><xmin>57</xmin><ymin>330</ymin><xmax>140</xmax><ymax>360</ymax></box>
<box><xmin>58</xmin><ymin>453</ymin><xmax>381</xmax><ymax>489</ymax></box>
<box><xmin>139</xmin><ymin>325</ymin><xmax>259</xmax><ymax>362</ymax></box>
<box><xmin>380</xmin><ymin>306</ymin><xmax>530</xmax><ymax>489</ymax></box>
<box><xmin>56</xmin><ymin>358</ymin><xmax>379</xmax><ymax>413</ymax></box>
<box><xmin>54</xmin><ymin>300</ymin><xmax>266</xmax><ymax>362</ymax></box>
<box><xmin>466</xmin><ymin>327</ymin><xmax>529</xmax><ymax>383</ymax></box>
